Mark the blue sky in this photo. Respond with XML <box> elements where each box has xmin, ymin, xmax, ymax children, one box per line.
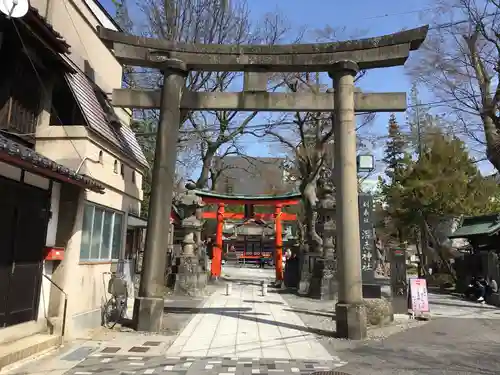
<box><xmin>100</xmin><ymin>0</ymin><xmax>492</xmax><ymax>182</ymax></box>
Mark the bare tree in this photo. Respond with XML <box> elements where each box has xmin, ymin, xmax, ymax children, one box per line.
<box><xmin>116</xmin><ymin>0</ymin><xmax>296</xmax><ymax>189</ymax></box>
<box><xmin>251</xmin><ymin>72</ymin><xmax>374</xmax><ymax>254</ymax></box>
<box><xmin>408</xmin><ymin>0</ymin><xmax>500</xmax><ymax>172</ymax></box>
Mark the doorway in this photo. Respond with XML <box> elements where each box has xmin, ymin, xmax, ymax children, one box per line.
<box><xmin>0</xmin><ymin>176</ymin><xmax>50</xmax><ymax>327</ymax></box>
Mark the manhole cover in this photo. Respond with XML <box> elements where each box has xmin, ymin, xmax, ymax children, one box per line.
<box><xmin>309</xmin><ymin>372</ymin><xmax>351</xmax><ymax>375</ymax></box>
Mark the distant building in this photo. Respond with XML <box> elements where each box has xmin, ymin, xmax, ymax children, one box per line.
<box><xmin>213</xmin><ymin>156</ymin><xmax>295</xmax><ymax>195</ymax></box>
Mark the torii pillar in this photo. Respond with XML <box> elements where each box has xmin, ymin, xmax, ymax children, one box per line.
<box><xmin>330</xmin><ymin>61</ymin><xmax>365</xmax><ymax>340</ymax></box>
<box><xmin>134</xmin><ymin>59</ymin><xmax>187</xmax><ymax>332</ymax></box>
<box><xmin>211</xmin><ymin>203</ymin><xmax>224</xmax><ymax>279</ymax></box>
<box><xmin>275</xmin><ymin>204</ymin><xmax>284</xmax><ymax>282</ymax></box>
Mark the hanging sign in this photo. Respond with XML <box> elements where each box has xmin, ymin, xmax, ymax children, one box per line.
<box><xmin>408</xmin><ymin>277</ymin><xmax>430</xmax><ymax>317</ymax></box>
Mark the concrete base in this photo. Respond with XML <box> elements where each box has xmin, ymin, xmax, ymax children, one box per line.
<box><xmin>133</xmin><ymin>296</ymin><xmax>164</xmax><ymax>332</ymax></box>
<box><xmin>335</xmin><ymin>302</ymin><xmax>367</xmax><ymax>340</ymax></box>
<box><xmin>486</xmin><ymin>292</ymin><xmax>500</xmax><ymax>307</ymax></box>
<box><xmin>362</xmin><ymin>284</ymin><xmax>383</xmax><ymax>299</ymax></box>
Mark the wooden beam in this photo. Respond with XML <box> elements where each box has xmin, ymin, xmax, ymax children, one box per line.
<box><xmin>201</xmin><ymin>196</ymin><xmax>300</xmax><ymax>205</ymax></box>
<box><xmin>203</xmin><ymin>211</ymin><xmax>297</xmax><ymax>221</ymax></box>
<box><xmin>112</xmin><ymin>89</ymin><xmax>407</xmax><ymax>112</ymax></box>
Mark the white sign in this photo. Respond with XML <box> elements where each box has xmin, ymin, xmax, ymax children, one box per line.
<box><xmin>409</xmin><ymin>278</ymin><xmax>430</xmax><ymax>314</ymax></box>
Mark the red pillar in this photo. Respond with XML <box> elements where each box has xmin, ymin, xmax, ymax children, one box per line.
<box><xmin>211</xmin><ymin>203</ymin><xmax>224</xmax><ymax>278</ymax></box>
<box><xmin>275</xmin><ymin>204</ymin><xmax>283</xmax><ymax>281</ymax></box>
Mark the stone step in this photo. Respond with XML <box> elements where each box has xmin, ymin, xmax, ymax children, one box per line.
<box><xmin>0</xmin><ymin>333</ymin><xmax>62</xmax><ymax>370</ymax></box>
<box><xmin>0</xmin><ymin>320</ymin><xmax>47</xmax><ymax>345</ymax></box>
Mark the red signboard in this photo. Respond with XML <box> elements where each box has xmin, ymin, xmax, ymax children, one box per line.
<box><xmin>44</xmin><ymin>247</ymin><xmax>65</xmax><ymax>261</ymax></box>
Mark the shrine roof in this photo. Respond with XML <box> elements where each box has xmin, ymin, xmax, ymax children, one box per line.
<box><xmin>193</xmin><ymin>189</ymin><xmax>301</xmax><ymax>205</ymax></box>
<box><xmin>448</xmin><ymin>214</ymin><xmax>500</xmax><ymax>239</ymax></box>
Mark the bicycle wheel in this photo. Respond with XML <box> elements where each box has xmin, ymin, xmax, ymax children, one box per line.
<box><xmin>103</xmin><ymin>297</ymin><xmax>119</xmax><ymax>329</ymax></box>
<box><xmin>118</xmin><ymin>295</ymin><xmax>128</xmax><ymax>319</ymax></box>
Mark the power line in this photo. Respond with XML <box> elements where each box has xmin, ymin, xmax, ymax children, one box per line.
<box><xmin>131</xmin><ymin>93</ymin><xmax>487</xmax><ymax>136</ymax></box>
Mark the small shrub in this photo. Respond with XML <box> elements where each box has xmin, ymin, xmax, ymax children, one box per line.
<box><xmin>427</xmin><ymin>273</ymin><xmax>454</xmax><ymax>288</ymax></box>
<box><xmin>363</xmin><ymin>298</ymin><xmax>393</xmax><ymax>326</ymax></box>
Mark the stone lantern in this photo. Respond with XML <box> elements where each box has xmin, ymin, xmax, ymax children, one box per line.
<box><xmin>308</xmin><ymin>172</ymin><xmax>337</xmax><ymax>300</ymax></box>
<box><xmin>173</xmin><ymin>182</ymin><xmax>207</xmax><ymax>296</ymax></box>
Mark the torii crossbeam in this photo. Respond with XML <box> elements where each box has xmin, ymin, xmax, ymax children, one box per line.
<box><xmin>98</xmin><ymin>25</ymin><xmax>429</xmax><ymax>340</ymax></box>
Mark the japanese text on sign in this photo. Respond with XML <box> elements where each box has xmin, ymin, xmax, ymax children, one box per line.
<box><xmin>409</xmin><ymin>278</ymin><xmax>430</xmax><ymax>313</ymax></box>
<box><xmin>359</xmin><ymin>195</ymin><xmax>374</xmax><ymax>271</ymax></box>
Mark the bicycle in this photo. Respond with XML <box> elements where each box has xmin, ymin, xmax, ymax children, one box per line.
<box><xmin>102</xmin><ymin>271</ymin><xmax>128</xmax><ymax>329</ymax></box>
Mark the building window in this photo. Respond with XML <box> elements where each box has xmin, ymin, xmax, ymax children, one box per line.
<box><xmin>113</xmin><ymin>160</ymin><xmax>118</xmax><ymax>173</ymax></box>
<box><xmin>120</xmin><ymin>163</ymin><xmax>125</xmax><ymax>177</ymax></box>
<box><xmin>132</xmin><ymin>171</ymin><xmax>136</xmax><ymax>183</ymax></box>
<box><xmin>80</xmin><ymin>203</ymin><xmax>124</xmax><ymax>262</ymax></box>
<box><xmin>98</xmin><ymin>150</ymin><xmax>103</xmax><ymax>164</ymax></box>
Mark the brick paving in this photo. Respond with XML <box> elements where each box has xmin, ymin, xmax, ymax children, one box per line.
<box><xmin>66</xmin><ymin>355</ymin><xmax>345</xmax><ymax>375</ymax></box>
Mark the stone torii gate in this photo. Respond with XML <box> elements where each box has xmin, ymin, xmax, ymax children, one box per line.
<box><xmin>98</xmin><ymin>26</ymin><xmax>428</xmax><ymax>340</ymax></box>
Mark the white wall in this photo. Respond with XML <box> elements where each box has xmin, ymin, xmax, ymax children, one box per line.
<box><xmin>46</xmin><ymin>182</ymin><xmax>61</xmax><ymax>247</ymax></box>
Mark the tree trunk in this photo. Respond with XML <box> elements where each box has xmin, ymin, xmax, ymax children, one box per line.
<box><xmin>302</xmin><ymin>180</ymin><xmax>322</xmax><ymax>253</ymax></box>
<box><xmin>196</xmin><ymin>152</ymin><xmax>215</xmax><ymax>189</ymax></box>
<box><xmin>484</xmin><ymin>116</ymin><xmax>500</xmax><ymax>174</ymax></box>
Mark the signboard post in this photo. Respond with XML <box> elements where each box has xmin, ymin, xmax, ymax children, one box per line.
<box><xmin>408</xmin><ymin>278</ymin><xmax>431</xmax><ymax>319</ymax></box>
<box><xmin>390</xmin><ymin>247</ymin><xmax>408</xmax><ymax>314</ymax></box>
<box><xmin>358</xmin><ymin>194</ymin><xmax>375</xmax><ymax>282</ymax></box>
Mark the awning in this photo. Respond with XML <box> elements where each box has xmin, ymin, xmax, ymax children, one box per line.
<box><xmin>0</xmin><ymin>133</ymin><xmax>105</xmax><ymax>193</ymax></box>
<box><xmin>128</xmin><ymin>214</ymin><xmax>148</xmax><ymax>228</ymax></box>
<box><xmin>448</xmin><ymin>214</ymin><xmax>500</xmax><ymax>239</ymax></box>
<box><xmin>63</xmin><ymin>65</ymin><xmax>149</xmax><ymax>170</ymax></box>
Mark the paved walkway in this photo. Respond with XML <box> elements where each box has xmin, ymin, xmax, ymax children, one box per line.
<box><xmin>5</xmin><ymin>267</ymin><xmax>345</xmax><ymax>375</ymax></box>
<box><xmin>165</xmin><ymin>278</ymin><xmax>335</xmax><ymax>359</ymax></box>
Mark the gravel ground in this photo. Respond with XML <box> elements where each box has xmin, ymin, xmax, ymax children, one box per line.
<box><xmin>280</xmin><ymin>291</ymin><xmax>500</xmax><ymax>375</ymax></box>
<box><xmin>90</xmin><ymin>281</ymin><xmax>224</xmax><ymax>341</ymax></box>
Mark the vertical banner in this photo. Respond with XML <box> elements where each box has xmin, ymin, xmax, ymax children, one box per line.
<box><xmin>358</xmin><ymin>194</ymin><xmax>375</xmax><ymax>281</ymax></box>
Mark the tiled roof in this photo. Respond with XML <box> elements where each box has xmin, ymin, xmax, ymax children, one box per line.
<box><xmin>448</xmin><ymin>214</ymin><xmax>500</xmax><ymax>239</ymax></box>
<box><xmin>64</xmin><ymin>69</ymin><xmax>149</xmax><ymax>169</ymax></box>
<box><xmin>21</xmin><ymin>7</ymin><xmax>70</xmax><ymax>54</ymax></box>
<box><xmin>193</xmin><ymin>189</ymin><xmax>302</xmax><ymax>201</ymax></box>
<box><xmin>0</xmin><ymin>133</ymin><xmax>104</xmax><ymax>192</ymax></box>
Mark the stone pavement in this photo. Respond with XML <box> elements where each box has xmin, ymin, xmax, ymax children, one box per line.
<box><xmin>4</xmin><ymin>267</ymin><xmax>345</xmax><ymax>375</ymax></box>
<box><xmin>427</xmin><ymin>292</ymin><xmax>500</xmax><ymax>318</ymax></box>
<box><xmin>280</xmin><ymin>287</ymin><xmax>500</xmax><ymax>375</ymax></box>
<box><xmin>165</xmin><ymin>277</ymin><xmax>337</xmax><ymax>360</ymax></box>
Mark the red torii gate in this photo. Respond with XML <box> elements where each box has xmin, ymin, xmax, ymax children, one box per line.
<box><xmin>194</xmin><ymin>190</ymin><xmax>301</xmax><ymax>282</ymax></box>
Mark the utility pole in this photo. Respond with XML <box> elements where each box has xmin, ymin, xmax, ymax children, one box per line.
<box><xmin>415</xmin><ymin>101</ymin><xmax>428</xmax><ymax>277</ymax></box>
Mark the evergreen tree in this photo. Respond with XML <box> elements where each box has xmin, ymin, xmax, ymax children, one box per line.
<box><xmin>378</xmin><ymin>114</ymin><xmax>412</xmax><ymax>242</ymax></box>
<box><xmin>400</xmin><ymin>129</ymin><xmax>500</xmax><ymax>220</ymax></box>
<box><xmin>382</xmin><ymin>114</ymin><xmax>411</xmax><ymax>184</ymax></box>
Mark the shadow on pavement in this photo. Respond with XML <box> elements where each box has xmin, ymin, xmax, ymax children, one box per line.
<box><xmin>163</xmin><ymin>305</ymin><xmax>337</xmax><ymax>338</ymax></box>
<box><xmin>284</xmin><ymin>308</ymin><xmax>336</xmax><ymax>319</ymax></box>
<box><xmin>243</xmin><ymin>299</ymin><xmax>284</xmax><ymax>305</ymax></box>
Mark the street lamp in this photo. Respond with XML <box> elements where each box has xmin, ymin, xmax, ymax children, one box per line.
<box><xmin>357</xmin><ymin>154</ymin><xmax>375</xmax><ymax>173</ymax></box>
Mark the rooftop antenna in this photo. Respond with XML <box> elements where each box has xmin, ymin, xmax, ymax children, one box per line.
<box><xmin>0</xmin><ymin>0</ymin><xmax>29</xmax><ymax>18</ymax></box>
